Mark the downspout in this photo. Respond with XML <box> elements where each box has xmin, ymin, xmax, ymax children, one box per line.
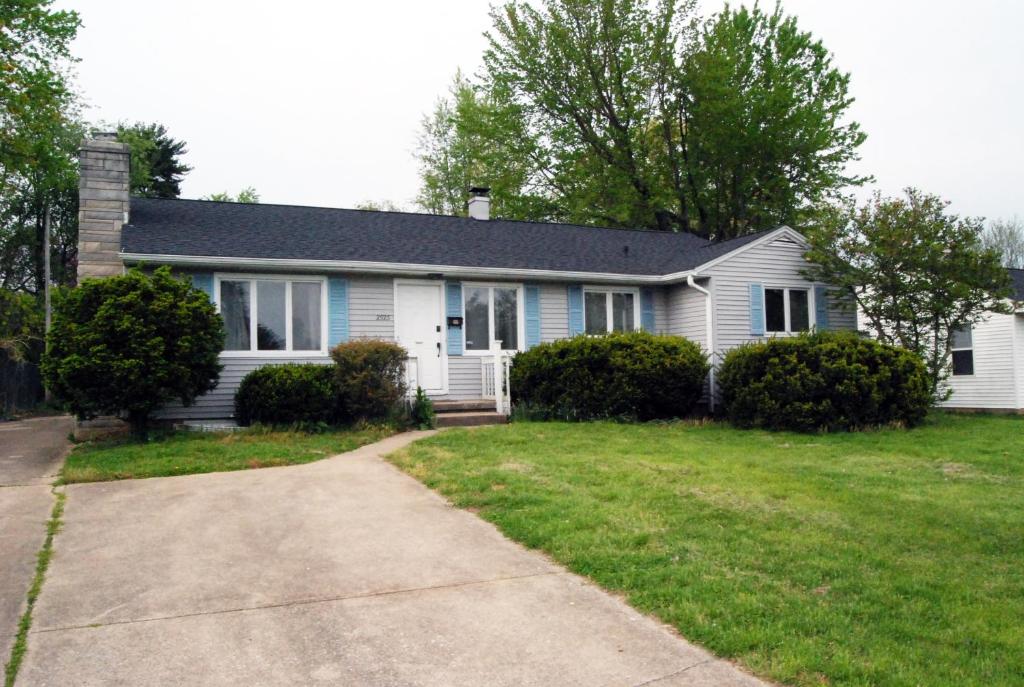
<box><xmin>687</xmin><ymin>275</ymin><xmax>715</xmax><ymax>413</ymax></box>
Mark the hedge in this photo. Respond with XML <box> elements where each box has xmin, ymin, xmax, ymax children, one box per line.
<box><xmin>509</xmin><ymin>331</ymin><xmax>709</xmax><ymax>421</ymax></box>
<box><xmin>235</xmin><ymin>363</ymin><xmax>338</xmax><ymax>426</ymax></box>
<box><xmin>330</xmin><ymin>339</ymin><xmax>408</xmax><ymax>421</ymax></box>
<box><xmin>716</xmin><ymin>331</ymin><xmax>931</xmax><ymax>432</ymax></box>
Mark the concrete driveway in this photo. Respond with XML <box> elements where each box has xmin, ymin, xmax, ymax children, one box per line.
<box><xmin>0</xmin><ymin>416</ymin><xmax>73</xmax><ymax>663</ymax></box>
<box><xmin>18</xmin><ymin>431</ymin><xmax>768</xmax><ymax>686</ymax></box>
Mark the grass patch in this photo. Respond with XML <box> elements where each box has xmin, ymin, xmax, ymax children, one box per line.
<box><xmin>62</xmin><ymin>424</ymin><xmax>396</xmax><ymax>483</ymax></box>
<box><xmin>388</xmin><ymin>412</ymin><xmax>1024</xmax><ymax>687</ymax></box>
<box><xmin>4</xmin><ymin>490</ymin><xmax>64</xmax><ymax>687</ymax></box>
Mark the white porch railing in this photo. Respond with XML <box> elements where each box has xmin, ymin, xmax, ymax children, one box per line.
<box><xmin>481</xmin><ymin>341</ymin><xmax>513</xmax><ymax>415</ymax></box>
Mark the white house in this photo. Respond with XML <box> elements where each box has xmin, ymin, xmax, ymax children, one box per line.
<box><xmin>76</xmin><ymin>135</ymin><xmax>856</xmax><ymax>422</ymax></box>
<box><xmin>941</xmin><ymin>268</ymin><xmax>1024</xmax><ymax>413</ymax></box>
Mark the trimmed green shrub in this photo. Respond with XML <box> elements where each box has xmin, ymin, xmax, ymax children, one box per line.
<box><xmin>509</xmin><ymin>331</ymin><xmax>709</xmax><ymax>421</ymax></box>
<box><xmin>42</xmin><ymin>267</ymin><xmax>223</xmax><ymax>439</ymax></box>
<box><xmin>717</xmin><ymin>331</ymin><xmax>932</xmax><ymax>432</ymax></box>
<box><xmin>235</xmin><ymin>364</ymin><xmax>337</xmax><ymax>426</ymax></box>
<box><xmin>331</xmin><ymin>339</ymin><xmax>408</xmax><ymax>421</ymax></box>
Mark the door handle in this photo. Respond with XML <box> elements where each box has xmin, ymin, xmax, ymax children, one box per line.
<box><xmin>436</xmin><ymin>341</ymin><xmax>441</xmax><ymax>357</ymax></box>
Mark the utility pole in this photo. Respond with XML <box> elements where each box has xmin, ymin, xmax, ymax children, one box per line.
<box><xmin>43</xmin><ymin>206</ymin><xmax>52</xmax><ymax>334</ymax></box>
<box><xmin>43</xmin><ymin>206</ymin><xmax>52</xmax><ymax>402</ymax></box>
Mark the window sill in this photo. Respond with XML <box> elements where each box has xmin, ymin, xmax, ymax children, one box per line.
<box><xmin>460</xmin><ymin>349</ymin><xmax>522</xmax><ymax>356</ymax></box>
<box><xmin>219</xmin><ymin>351</ymin><xmax>331</xmax><ymax>359</ymax></box>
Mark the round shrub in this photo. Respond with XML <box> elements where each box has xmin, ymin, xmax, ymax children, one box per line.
<box><xmin>235</xmin><ymin>364</ymin><xmax>337</xmax><ymax>426</ymax></box>
<box><xmin>717</xmin><ymin>331</ymin><xmax>931</xmax><ymax>432</ymax></box>
<box><xmin>330</xmin><ymin>339</ymin><xmax>408</xmax><ymax>421</ymax></box>
<box><xmin>509</xmin><ymin>331</ymin><xmax>709</xmax><ymax>421</ymax></box>
<box><xmin>43</xmin><ymin>267</ymin><xmax>223</xmax><ymax>439</ymax></box>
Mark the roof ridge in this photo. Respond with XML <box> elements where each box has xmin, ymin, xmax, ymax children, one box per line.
<box><xmin>129</xmin><ymin>196</ymin><xmax>712</xmax><ymax>241</ymax></box>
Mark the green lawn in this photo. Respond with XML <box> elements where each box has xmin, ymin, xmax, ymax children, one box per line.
<box><xmin>62</xmin><ymin>424</ymin><xmax>395</xmax><ymax>483</ymax></box>
<box><xmin>388</xmin><ymin>413</ymin><xmax>1024</xmax><ymax>687</ymax></box>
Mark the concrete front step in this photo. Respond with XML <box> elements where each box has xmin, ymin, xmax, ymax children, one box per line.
<box><xmin>433</xmin><ymin>399</ymin><xmax>496</xmax><ymax>413</ymax></box>
<box><xmin>435</xmin><ymin>411</ymin><xmax>508</xmax><ymax>428</ymax></box>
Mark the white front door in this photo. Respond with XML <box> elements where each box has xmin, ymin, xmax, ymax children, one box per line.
<box><xmin>395</xmin><ymin>282</ymin><xmax>446</xmax><ymax>393</ymax></box>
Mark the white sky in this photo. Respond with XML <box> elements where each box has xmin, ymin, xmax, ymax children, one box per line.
<box><xmin>60</xmin><ymin>0</ymin><xmax>1023</xmax><ymax>222</ymax></box>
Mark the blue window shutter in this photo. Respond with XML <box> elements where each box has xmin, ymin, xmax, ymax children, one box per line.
<box><xmin>446</xmin><ymin>282</ymin><xmax>463</xmax><ymax>355</ymax></box>
<box><xmin>567</xmin><ymin>284</ymin><xmax>584</xmax><ymax>336</ymax></box>
<box><xmin>640</xmin><ymin>288</ymin><xmax>656</xmax><ymax>332</ymax></box>
<box><xmin>190</xmin><ymin>272</ymin><xmax>214</xmax><ymax>300</ymax></box>
<box><xmin>749</xmin><ymin>283</ymin><xmax>765</xmax><ymax>336</ymax></box>
<box><xmin>525</xmin><ymin>284</ymin><xmax>541</xmax><ymax>348</ymax></box>
<box><xmin>814</xmin><ymin>285</ymin><xmax>830</xmax><ymax>331</ymax></box>
<box><xmin>328</xmin><ymin>277</ymin><xmax>349</xmax><ymax>348</ymax></box>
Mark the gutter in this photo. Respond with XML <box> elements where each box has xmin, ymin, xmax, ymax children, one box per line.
<box><xmin>687</xmin><ymin>274</ymin><xmax>716</xmax><ymax>413</ymax></box>
<box><xmin>120</xmin><ymin>252</ymin><xmax>697</xmax><ymax>286</ymax></box>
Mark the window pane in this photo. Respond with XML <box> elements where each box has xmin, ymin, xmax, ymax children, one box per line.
<box><xmin>612</xmin><ymin>293</ymin><xmax>635</xmax><ymax>332</ymax></box>
<box><xmin>951</xmin><ymin>326</ymin><xmax>972</xmax><ymax>349</ymax></box>
<box><xmin>765</xmin><ymin>289</ymin><xmax>786</xmax><ymax>332</ymax></box>
<box><xmin>585</xmin><ymin>292</ymin><xmax>607</xmax><ymax>334</ymax></box>
<box><xmin>464</xmin><ymin>287</ymin><xmax>490</xmax><ymax>351</ymax></box>
<box><xmin>789</xmin><ymin>290</ymin><xmax>809</xmax><ymax>332</ymax></box>
<box><xmin>952</xmin><ymin>350</ymin><xmax>974</xmax><ymax>376</ymax></box>
<box><xmin>494</xmin><ymin>288</ymin><xmax>518</xmax><ymax>350</ymax></box>
<box><xmin>292</xmin><ymin>282</ymin><xmax>321</xmax><ymax>351</ymax></box>
<box><xmin>220</xmin><ymin>281</ymin><xmax>251</xmax><ymax>351</ymax></box>
<box><xmin>257</xmin><ymin>280</ymin><xmax>286</xmax><ymax>351</ymax></box>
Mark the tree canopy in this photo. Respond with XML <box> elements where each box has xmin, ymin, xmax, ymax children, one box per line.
<box><xmin>416</xmin><ymin>0</ymin><xmax>866</xmax><ymax>238</ymax></box>
<box><xmin>114</xmin><ymin>122</ymin><xmax>192</xmax><ymax>198</ymax></box>
<box><xmin>982</xmin><ymin>216</ymin><xmax>1024</xmax><ymax>268</ymax></box>
<box><xmin>202</xmin><ymin>187</ymin><xmax>260</xmax><ymax>203</ymax></box>
<box><xmin>803</xmin><ymin>189</ymin><xmax>1013</xmax><ymax>401</ymax></box>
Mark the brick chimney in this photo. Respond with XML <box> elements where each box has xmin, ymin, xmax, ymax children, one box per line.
<box><xmin>467</xmin><ymin>186</ymin><xmax>490</xmax><ymax>220</ymax></box>
<box><xmin>77</xmin><ymin>133</ymin><xmax>130</xmax><ymax>280</ymax></box>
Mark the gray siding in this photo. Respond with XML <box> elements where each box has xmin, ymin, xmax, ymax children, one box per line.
<box><xmin>652</xmin><ymin>288</ymin><xmax>669</xmax><ymax>334</ymax></box>
<box><xmin>539</xmin><ymin>284</ymin><xmax>569</xmax><ymax>342</ymax></box>
<box><xmin>942</xmin><ymin>312</ymin><xmax>1022</xmax><ymax>410</ymax></box>
<box><xmin>1017</xmin><ymin>315</ymin><xmax>1024</xmax><ymax>409</ymax></box>
<box><xmin>349</xmin><ymin>275</ymin><xmax>395</xmax><ymax>340</ymax></box>
<box><xmin>155</xmin><ymin>356</ymin><xmax>333</xmax><ymax>420</ymax></box>
<box><xmin>443</xmin><ymin>356</ymin><xmax>485</xmax><ymax>400</ymax></box>
<box><xmin>705</xmin><ymin>235</ymin><xmax>856</xmax><ymax>355</ymax></box>
<box><xmin>665</xmin><ymin>283</ymin><xmax>708</xmax><ymax>349</ymax></box>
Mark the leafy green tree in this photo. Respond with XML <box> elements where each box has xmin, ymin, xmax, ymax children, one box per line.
<box><xmin>114</xmin><ymin>122</ymin><xmax>192</xmax><ymax>198</ymax></box>
<box><xmin>42</xmin><ymin>267</ymin><xmax>224</xmax><ymax>439</ymax></box>
<box><xmin>0</xmin><ymin>289</ymin><xmax>43</xmax><ymax>362</ymax></box>
<box><xmin>981</xmin><ymin>216</ymin><xmax>1024</xmax><ymax>268</ymax></box>
<box><xmin>0</xmin><ymin>1</ymin><xmax>80</xmax><ymax>189</ymax></box>
<box><xmin>803</xmin><ymin>189</ymin><xmax>1013</xmax><ymax>401</ymax></box>
<box><xmin>355</xmin><ymin>199</ymin><xmax>406</xmax><ymax>212</ymax></box>
<box><xmin>202</xmin><ymin>187</ymin><xmax>260</xmax><ymax>203</ymax></box>
<box><xmin>417</xmin><ymin>1</ymin><xmax>866</xmax><ymax>238</ymax></box>
<box><xmin>415</xmin><ymin>72</ymin><xmax>553</xmax><ymax>220</ymax></box>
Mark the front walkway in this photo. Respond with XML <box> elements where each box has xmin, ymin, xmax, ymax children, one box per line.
<box><xmin>19</xmin><ymin>431</ymin><xmax>767</xmax><ymax>686</ymax></box>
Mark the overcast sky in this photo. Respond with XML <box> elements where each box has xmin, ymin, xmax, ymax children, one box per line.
<box><xmin>60</xmin><ymin>0</ymin><xmax>1023</xmax><ymax>222</ymax></box>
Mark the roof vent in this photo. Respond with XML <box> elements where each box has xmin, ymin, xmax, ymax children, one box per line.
<box><xmin>468</xmin><ymin>186</ymin><xmax>490</xmax><ymax>221</ymax></box>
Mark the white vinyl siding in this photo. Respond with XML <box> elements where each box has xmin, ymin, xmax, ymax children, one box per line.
<box><xmin>705</xmin><ymin>235</ymin><xmax>854</xmax><ymax>355</ymax></box>
<box><xmin>1016</xmin><ymin>315</ymin><xmax>1024</xmax><ymax>409</ymax></box>
<box><xmin>540</xmin><ymin>284</ymin><xmax>569</xmax><ymax>342</ymax></box>
<box><xmin>348</xmin><ymin>275</ymin><xmax>395</xmax><ymax>340</ymax></box>
<box><xmin>665</xmin><ymin>283</ymin><xmax>707</xmax><ymax>348</ymax></box>
<box><xmin>154</xmin><ymin>357</ymin><xmax>333</xmax><ymax>420</ymax></box>
<box><xmin>942</xmin><ymin>312</ymin><xmax>1021</xmax><ymax>410</ymax></box>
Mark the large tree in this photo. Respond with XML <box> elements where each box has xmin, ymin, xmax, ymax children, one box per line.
<box><xmin>803</xmin><ymin>189</ymin><xmax>1013</xmax><ymax>401</ymax></box>
<box><xmin>981</xmin><ymin>216</ymin><xmax>1024</xmax><ymax>268</ymax></box>
<box><xmin>417</xmin><ymin>0</ymin><xmax>866</xmax><ymax>238</ymax></box>
<box><xmin>114</xmin><ymin>122</ymin><xmax>192</xmax><ymax>198</ymax></box>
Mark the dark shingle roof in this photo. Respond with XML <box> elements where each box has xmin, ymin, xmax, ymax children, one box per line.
<box><xmin>1010</xmin><ymin>268</ymin><xmax>1024</xmax><ymax>301</ymax></box>
<box><xmin>121</xmin><ymin>198</ymin><xmax>766</xmax><ymax>276</ymax></box>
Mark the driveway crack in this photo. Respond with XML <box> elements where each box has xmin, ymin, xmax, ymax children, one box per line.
<box><xmin>31</xmin><ymin>570</ymin><xmax>565</xmax><ymax>635</ymax></box>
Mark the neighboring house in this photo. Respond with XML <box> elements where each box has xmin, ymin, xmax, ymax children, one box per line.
<box><xmin>76</xmin><ymin>135</ymin><xmax>855</xmax><ymax>420</ymax></box>
<box><xmin>940</xmin><ymin>268</ymin><xmax>1024</xmax><ymax>413</ymax></box>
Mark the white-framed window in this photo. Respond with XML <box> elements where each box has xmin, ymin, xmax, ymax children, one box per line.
<box><xmin>764</xmin><ymin>287</ymin><xmax>811</xmax><ymax>334</ymax></box>
<box><xmin>215</xmin><ymin>274</ymin><xmax>327</xmax><ymax>356</ymax></box>
<box><xmin>462</xmin><ymin>283</ymin><xmax>525</xmax><ymax>353</ymax></box>
<box><xmin>583</xmin><ymin>287</ymin><xmax>640</xmax><ymax>334</ymax></box>
<box><xmin>951</xmin><ymin>325</ymin><xmax>974</xmax><ymax>376</ymax></box>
